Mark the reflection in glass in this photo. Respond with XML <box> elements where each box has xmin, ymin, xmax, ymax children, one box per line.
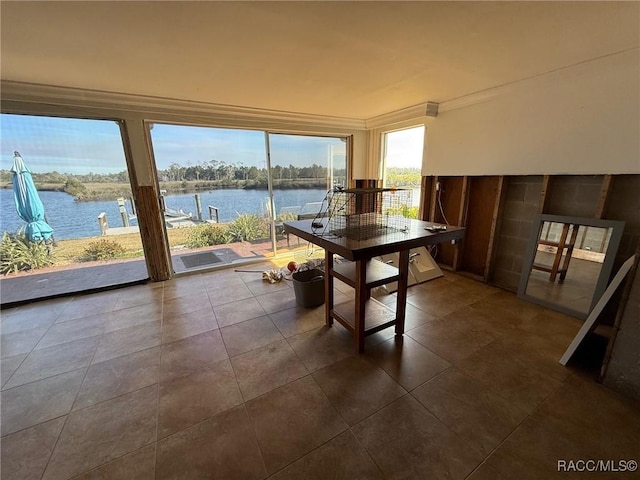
<box><xmin>526</xmin><ymin>222</ymin><xmax>611</xmax><ymax>315</ymax></box>
<box><xmin>518</xmin><ymin>215</ymin><xmax>624</xmax><ymax>319</ymax></box>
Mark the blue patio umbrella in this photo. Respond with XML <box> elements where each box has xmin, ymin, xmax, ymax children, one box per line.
<box><xmin>10</xmin><ymin>151</ymin><xmax>54</xmax><ymax>242</ymax></box>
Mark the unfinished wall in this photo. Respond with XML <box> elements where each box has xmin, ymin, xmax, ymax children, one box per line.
<box><xmin>604</xmin><ymin>261</ymin><xmax>640</xmax><ymax>400</ymax></box>
<box><xmin>479</xmin><ymin>174</ymin><xmax>639</xmax><ymax>292</ymax></box>
<box><xmin>492</xmin><ymin>176</ymin><xmax>542</xmax><ymax>290</ymax></box>
<box><xmin>603</xmin><ymin>175</ymin><xmax>640</xmax><ymax>267</ymax></box>
<box><xmin>545</xmin><ymin>176</ymin><xmax>604</xmax><ymax>218</ymax></box>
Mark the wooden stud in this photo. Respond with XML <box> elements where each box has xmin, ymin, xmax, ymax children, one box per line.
<box><xmin>484</xmin><ymin>176</ymin><xmax>506</xmax><ymax>281</ymax></box>
<box><xmin>457</xmin><ymin>176</ymin><xmax>469</xmax><ymax>226</ymax></box>
<box><xmin>419</xmin><ymin>176</ymin><xmax>431</xmax><ymax>221</ymax></box>
<box><xmin>595</xmin><ymin>174</ymin><xmax>613</xmax><ymax>219</ymax></box>
<box><xmin>429</xmin><ymin>176</ymin><xmax>439</xmax><ymax>222</ymax></box>
<box><xmin>452</xmin><ymin>176</ymin><xmax>469</xmax><ymax>271</ymax></box>
<box><xmin>539</xmin><ymin>175</ymin><xmax>551</xmax><ymax>214</ymax></box>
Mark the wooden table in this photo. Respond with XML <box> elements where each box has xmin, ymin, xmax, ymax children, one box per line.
<box><xmin>283</xmin><ymin>219</ymin><xmax>465</xmax><ymax>352</ymax></box>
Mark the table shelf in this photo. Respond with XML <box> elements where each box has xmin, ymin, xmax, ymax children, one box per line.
<box><xmin>331</xmin><ymin>259</ymin><xmax>399</xmax><ymax>289</ymax></box>
<box><xmin>331</xmin><ymin>298</ymin><xmax>396</xmax><ymax>336</ymax></box>
<box><xmin>283</xmin><ymin>218</ymin><xmax>465</xmax><ymax>353</ymax></box>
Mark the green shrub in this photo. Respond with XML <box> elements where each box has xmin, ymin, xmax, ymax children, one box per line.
<box><xmin>385</xmin><ymin>205</ymin><xmax>419</xmax><ymax>219</ymax></box>
<box><xmin>81</xmin><ymin>239</ymin><xmax>125</xmax><ymax>261</ymax></box>
<box><xmin>0</xmin><ymin>232</ymin><xmax>54</xmax><ymax>274</ymax></box>
<box><xmin>185</xmin><ymin>215</ymin><xmax>270</xmax><ymax>247</ymax></box>
<box><xmin>276</xmin><ymin>212</ymin><xmax>298</xmax><ymax>222</ymax></box>
<box><xmin>185</xmin><ymin>223</ymin><xmax>232</xmax><ymax>248</ymax></box>
<box><xmin>227</xmin><ymin>214</ymin><xmax>270</xmax><ymax>242</ymax></box>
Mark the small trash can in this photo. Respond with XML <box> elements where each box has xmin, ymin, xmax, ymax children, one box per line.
<box><xmin>292</xmin><ymin>268</ymin><xmax>325</xmax><ymax>307</ymax></box>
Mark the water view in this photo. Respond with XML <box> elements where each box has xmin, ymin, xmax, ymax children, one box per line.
<box><xmin>0</xmin><ymin>188</ymin><xmax>329</xmax><ymax>240</ymax></box>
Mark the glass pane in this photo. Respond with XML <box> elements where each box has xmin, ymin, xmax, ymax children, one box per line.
<box><xmin>382</xmin><ymin>125</ymin><xmax>424</xmax><ymax>216</ymax></box>
<box><xmin>526</xmin><ymin>221</ymin><xmax>611</xmax><ymax>315</ymax></box>
<box><xmin>0</xmin><ymin>113</ymin><xmax>147</xmax><ymax>304</ymax></box>
<box><xmin>267</xmin><ymin>133</ymin><xmax>347</xmax><ymax>258</ymax></box>
<box><xmin>148</xmin><ymin>123</ymin><xmax>273</xmax><ymax>273</ymax></box>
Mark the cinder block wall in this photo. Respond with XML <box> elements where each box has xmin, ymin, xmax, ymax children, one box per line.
<box><xmin>603</xmin><ymin>175</ymin><xmax>640</xmax><ymax>267</ymax></box>
<box><xmin>475</xmin><ymin>174</ymin><xmax>639</xmax><ymax>400</ymax></box>
<box><xmin>545</xmin><ymin>175</ymin><xmax>604</xmax><ymax>218</ymax></box>
<box><xmin>492</xmin><ymin>176</ymin><xmax>543</xmax><ymax>290</ymax></box>
<box><xmin>491</xmin><ymin>174</ymin><xmax>639</xmax><ymax>291</ymax></box>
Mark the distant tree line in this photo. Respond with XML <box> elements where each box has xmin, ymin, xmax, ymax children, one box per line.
<box><xmin>0</xmin><ymin>162</ymin><xmax>346</xmax><ymax>185</ymax></box>
<box><xmin>159</xmin><ymin>161</ymin><xmax>343</xmax><ymax>184</ymax></box>
<box><xmin>0</xmin><ymin>169</ymin><xmax>130</xmax><ymax>185</ymax></box>
<box><xmin>0</xmin><ymin>161</ymin><xmax>419</xmax><ymax>192</ymax></box>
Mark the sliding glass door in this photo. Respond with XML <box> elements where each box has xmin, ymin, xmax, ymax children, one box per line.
<box><xmin>266</xmin><ymin>133</ymin><xmax>347</xmax><ymax>254</ymax></box>
<box><xmin>147</xmin><ymin>123</ymin><xmax>274</xmax><ymax>273</ymax></box>
<box><xmin>145</xmin><ymin>123</ymin><xmax>350</xmax><ymax>273</ymax></box>
<box><xmin>0</xmin><ymin>113</ymin><xmax>147</xmax><ymax>304</ymax></box>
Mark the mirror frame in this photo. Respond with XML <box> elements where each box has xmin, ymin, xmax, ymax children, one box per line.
<box><xmin>517</xmin><ymin>214</ymin><xmax>625</xmax><ymax>319</ymax></box>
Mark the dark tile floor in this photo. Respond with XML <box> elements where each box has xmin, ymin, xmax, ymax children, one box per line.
<box><xmin>1</xmin><ymin>264</ymin><xmax>639</xmax><ymax>479</ymax></box>
<box><xmin>0</xmin><ymin>238</ymin><xmax>292</xmax><ymax>306</ymax></box>
<box><xmin>0</xmin><ymin>260</ymin><xmax>149</xmax><ymax>306</ymax></box>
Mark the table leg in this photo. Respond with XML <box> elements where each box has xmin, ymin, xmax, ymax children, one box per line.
<box><xmin>395</xmin><ymin>249</ymin><xmax>410</xmax><ymax>336</ymax></box>
<box><xmin>354</xmin><ymin>259</ymin><xmax>366</xmax><ymax>353</ymax></box>
<box><xmin>325</xmin><ymin>249</ymin><xmax>334</xmax><ymax>326</ymax></box>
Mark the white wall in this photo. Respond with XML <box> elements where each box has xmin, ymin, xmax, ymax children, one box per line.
<box><xmin>350</xmin><ymin>130</ymin><xmax>370</xmax><ymax>180</ymax></box>
<box><xmin>425</xmin><ymin>50</ymin><xmax>640</xmax><ymax>176</ymax></box>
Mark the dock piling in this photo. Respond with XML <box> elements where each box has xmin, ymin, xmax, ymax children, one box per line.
<box><xmin>117</xmin><ymin>197</ymin><xmax>130</xmax><ymax>227</ymax></box>
<box><xmin>195</xmin><ymin>194</ymin><xmax>203</xmax><ymax>221</ymax></box>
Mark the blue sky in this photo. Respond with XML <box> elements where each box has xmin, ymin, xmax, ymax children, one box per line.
<box><xmin>1</xmin><ymin>114</ymin><xmax>128</xmax><ymax>174</ymax></box>
<box><xmin>384</xmin><ymin>126</ymin><xmax>425</xmax><ymax>170</ymax></box>
<box><xmin>1</xmin><ymin>114</ymin><xmax>347</xmax><ymax>175</ymax></box>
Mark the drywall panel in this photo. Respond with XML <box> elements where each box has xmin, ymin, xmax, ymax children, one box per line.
<box><xmin>426</xmin><ymin>50</ymin><xmax>639</xmax><ymax>176</ymax></box>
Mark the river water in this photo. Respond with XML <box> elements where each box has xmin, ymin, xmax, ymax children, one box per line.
<box><xmin>0</xmin><ymin>188</ymin><xmax>330</xmax><ymax>240</ymax></box>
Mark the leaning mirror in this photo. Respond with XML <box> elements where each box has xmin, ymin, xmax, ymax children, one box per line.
<box><xmin>518</xmin><ymin>214</ymin><xmax>625</xmax><ymax>319</ymax></box>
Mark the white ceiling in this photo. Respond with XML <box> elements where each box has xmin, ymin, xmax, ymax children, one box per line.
<box><xmin>1</xmin><ymin>1</ymin><xmax>638</xmax><ymax>120</ymax></box>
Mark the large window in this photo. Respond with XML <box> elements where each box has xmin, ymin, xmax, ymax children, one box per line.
<box><xmin>0</xmin><ymin>113</ymin><xmax>146</xmax><ymax>303</ymax></box>
<box><xmin>382</xmin><ymin>125</ymin><xmax>425</xmax><ymax>211</ymax></box>
<box><xmin>147</xmin><ymin>123</ymin><xmax>350</xmax><ymax>273</ymax></box>
<box><xmin>148</xmin><ymin>123</ymin><xmax>271</xmax><ymax>272</ymax></box>
<box><xmin>267</xmin><ymin>133</ymin><xmax>347</xmax><ymax>215</ymax></box>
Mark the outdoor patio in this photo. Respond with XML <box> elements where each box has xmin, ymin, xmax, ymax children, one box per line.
<box><xmin>0</xmin><ymin>237</ymin><xmax>307</xmax><ymax>306</ymax></box>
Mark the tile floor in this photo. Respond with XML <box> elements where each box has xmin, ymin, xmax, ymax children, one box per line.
<box><xmin>1</xmin><ymin>264</ymin><xmax>639</xmax><ymax>480</ymax></box>
<box><xmin>0</xmin><ymin>237</ymin><xmax>278</xmax><ymax>305</ymax></box>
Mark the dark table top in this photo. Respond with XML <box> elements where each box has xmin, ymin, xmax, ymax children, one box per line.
<box><xmin>283</xmin><ymin>218</ymin><xmax>465</xmax><ymax>261</ymax></box>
